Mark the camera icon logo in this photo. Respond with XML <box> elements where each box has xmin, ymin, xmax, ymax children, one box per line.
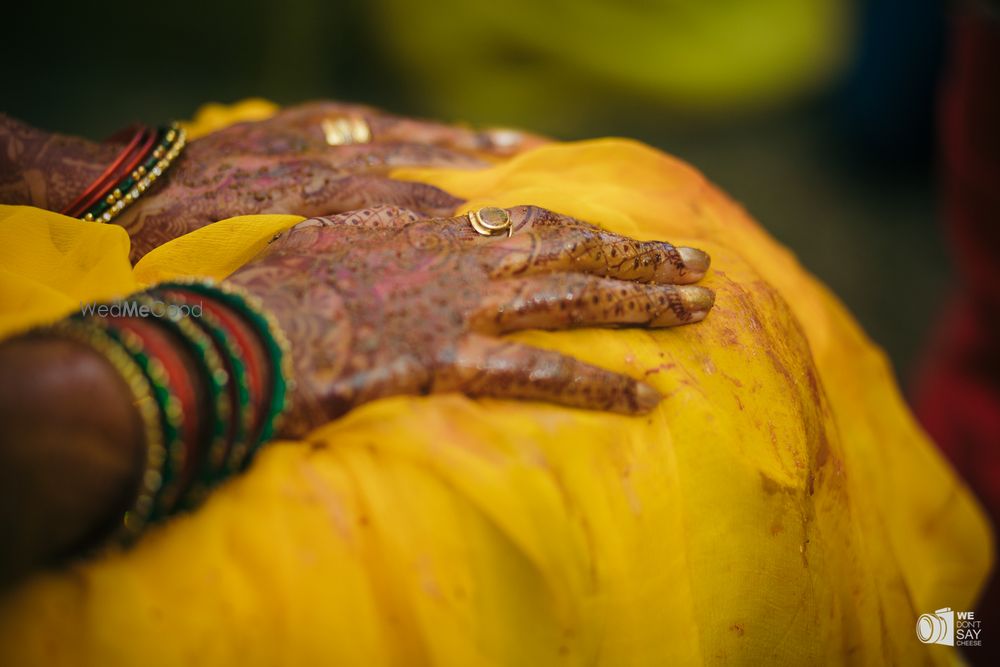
<box><xmin>916</xmin><ymin>607</ymin><xmax>955</xmax><ymax>646</ymax></box>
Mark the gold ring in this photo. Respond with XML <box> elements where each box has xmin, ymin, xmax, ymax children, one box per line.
<box><xmin>483</xmin><ymin>128</ymin><xmax>524</xmax><ymax>151</ymax></box>
<box><xmin>322</xmin><ymin>116</ymin><xmax>372</xmax><ymax>146</ymax></box>
<box><xmin>468</xmin><ymin>207</ymin><xmax>512</xmax><ymax>237</ymax></box>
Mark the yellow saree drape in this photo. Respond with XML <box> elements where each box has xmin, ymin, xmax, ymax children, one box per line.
<box><xmin>0</xmin><ymin>106</ymin><xmax>991</xmax><ymax>666</ymax></box>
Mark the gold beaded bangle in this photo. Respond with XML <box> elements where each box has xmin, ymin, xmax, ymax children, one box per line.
<box><xmin>82</xmin><ymin>123</ymin><xmax>187</xmax><ymax>224</ymax></box>
<box><xmin>41</xmin><ymin>320</ymin><xmax>167</xmax><ymax>541</ymax></box>
<box><xmin>95</xmin><ymin>320</ymin><xmax>187</xmax><ymax>524</ymax></box>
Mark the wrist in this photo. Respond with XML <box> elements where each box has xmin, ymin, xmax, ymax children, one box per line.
<box><xmin>0</xmin><ymin>115</ymin><xmax>120</xmax><ymax>211</ymax></box>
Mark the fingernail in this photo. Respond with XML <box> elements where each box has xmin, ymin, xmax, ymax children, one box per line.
<box><xmin>636</xmin><ymin>382</ymin><xmax>662</xmax><ymax>412</ymax></box>
<box><xmin>678</xmin><ymin>247</ymin><xmax>711</xmax><ymax>275</ymax></box>
<box><xmin>681</xmin><ymin>285</ymin><xmax>716</xmax><ymax>314</ymax></box>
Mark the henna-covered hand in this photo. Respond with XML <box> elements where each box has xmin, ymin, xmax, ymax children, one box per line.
<box><xmin>1</xmin><ymin>102</ymin><xmax>546</xmax><ymax>261</ymax></box>
<box><xmin>226</xmin><ymin>205</ymin><xmax>714</xmax><ymax>436</ymax></box>
<box><xmin>187</xmin><ymin>101</ymin><xmax>547</xmax><ymax>161</ymax></box>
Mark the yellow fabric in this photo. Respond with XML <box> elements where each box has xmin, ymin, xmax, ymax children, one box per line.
<box><xmin>133</xmin><ymin>214</ymin><xmax>304</xmax><ymax>286</ymax></box>
<box><xmin>0</xmin><ymin>208</ymin><xmax>303</xmax><ymax>337</ymax></box>
<box><xmin>0</xmin><ymin>206</ymin><xmax>138</xmax><ymax>336</ymax></box>
<box><xmin>0</xmin><ymin>136</ymin><xmax>991</xmax><ymax>664</ymax></box>
<box><xmin>181</xmin><ymin>98</ymin><xmax>280</xmax><ymax>141</ymax></box>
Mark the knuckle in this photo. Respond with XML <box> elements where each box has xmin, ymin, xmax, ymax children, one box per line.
<box><xmin>514</xmin><ymin>204</ymin><xmax>550</xmax><ymax>221</ymax></box>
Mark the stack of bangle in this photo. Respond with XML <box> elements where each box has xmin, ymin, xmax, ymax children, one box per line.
<box><xmin>60</xmin><ymin>122</ymin><xmax>187</xmax><ymax>224</ymax></box>
<box><xmin>37</xmin><ymin>280</ymin><xmax>292</xmax><ymax>544</ymax></box>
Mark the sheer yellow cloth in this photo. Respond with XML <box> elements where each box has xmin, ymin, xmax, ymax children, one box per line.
<box><xmin>0</xmin><ymin>112</ymin><xmax>990</xmax><ymax>665</ymax></box>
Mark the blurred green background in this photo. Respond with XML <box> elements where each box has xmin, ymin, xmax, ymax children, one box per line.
<box><xmin>0</xmin><ymin>0</ymin><xmax>949</xmax><ymax>391</ymax></box>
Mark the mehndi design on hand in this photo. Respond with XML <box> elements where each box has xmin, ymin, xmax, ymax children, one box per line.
<box><xmin>227</xmin><ymin>205</ymin><xmax>714</xmax><ymax>436</ymax></box>
<box><xmin>2</xmin><ymin>102</ymin><xmax>547</xmax><ymax>261</ymax></box>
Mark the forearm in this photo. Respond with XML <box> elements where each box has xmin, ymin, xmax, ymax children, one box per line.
<box><xmin>0</xmin><ymin>114</ymin><xmax>118</xmax><ymax>211</ymax></box>
<box><xmin>0</xmin><ymin>336</ymin><xmax>144</xmax><ymax>585</ymax></box>
<box><xmin>0</xmin><ymin>281</ymin><xmax>291</xmax><ymax>585</ymax></box>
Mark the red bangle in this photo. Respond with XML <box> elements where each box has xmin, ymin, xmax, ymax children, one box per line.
<box><xmin>104</xmin><ymin>316</ymin><xmax>204</xmax><ymax>516</ymax></box>
<box><xmin>114</xmin><ymin>129</ymin><xmax>158</xmax><ymax>190</ymax></box>
<box><xmin>60</xmin><ymin>126</ymin><xmax>152</xmax><ymax>217</ymax></box>
<box><xmin>161</xmin><ymin>289</ymin><xmax>277</xmax><ymax>475</ymax></box>
<box><xmin>71</xmin><ymin>129</ymin><xmax>159</xmax><ymax>219</ymax></box>
<box><xmin>194</xmin><ymin>298</ymin><xmax>268</xmax><ymax>431</ymax></box>
<box><xmin>154</xmin><ymin>288</ymin><xmax>248</xmax><ymax>482</ymax></box>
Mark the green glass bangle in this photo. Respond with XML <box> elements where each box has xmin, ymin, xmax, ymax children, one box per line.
<box><xmin>186</xmin><ymin>307</ymin><xmax>253</xmax><ymax>505</ymax></box>
<box><xmin>132</xmin><ymin>294</ymin><xmax>231</xmax><ymax>515</ymax></box>
<box><xmin>159</xmin><ymin>280</ymin><xmax>294</xmax><ymax>468</ymax></box>
<box><xmin>94</xmin><ymin>316</ymin><xmax>186</xmax><ymax>523</ymax></box>
<box><xmin>191</xmin><ymin>308</ymin><xmax>253</xmax><ymax>480</ymax></box>
<box><xmin>148</xmin><ymin>288</ymin><xmax>254</xmax><ymax>489</ymax></box>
